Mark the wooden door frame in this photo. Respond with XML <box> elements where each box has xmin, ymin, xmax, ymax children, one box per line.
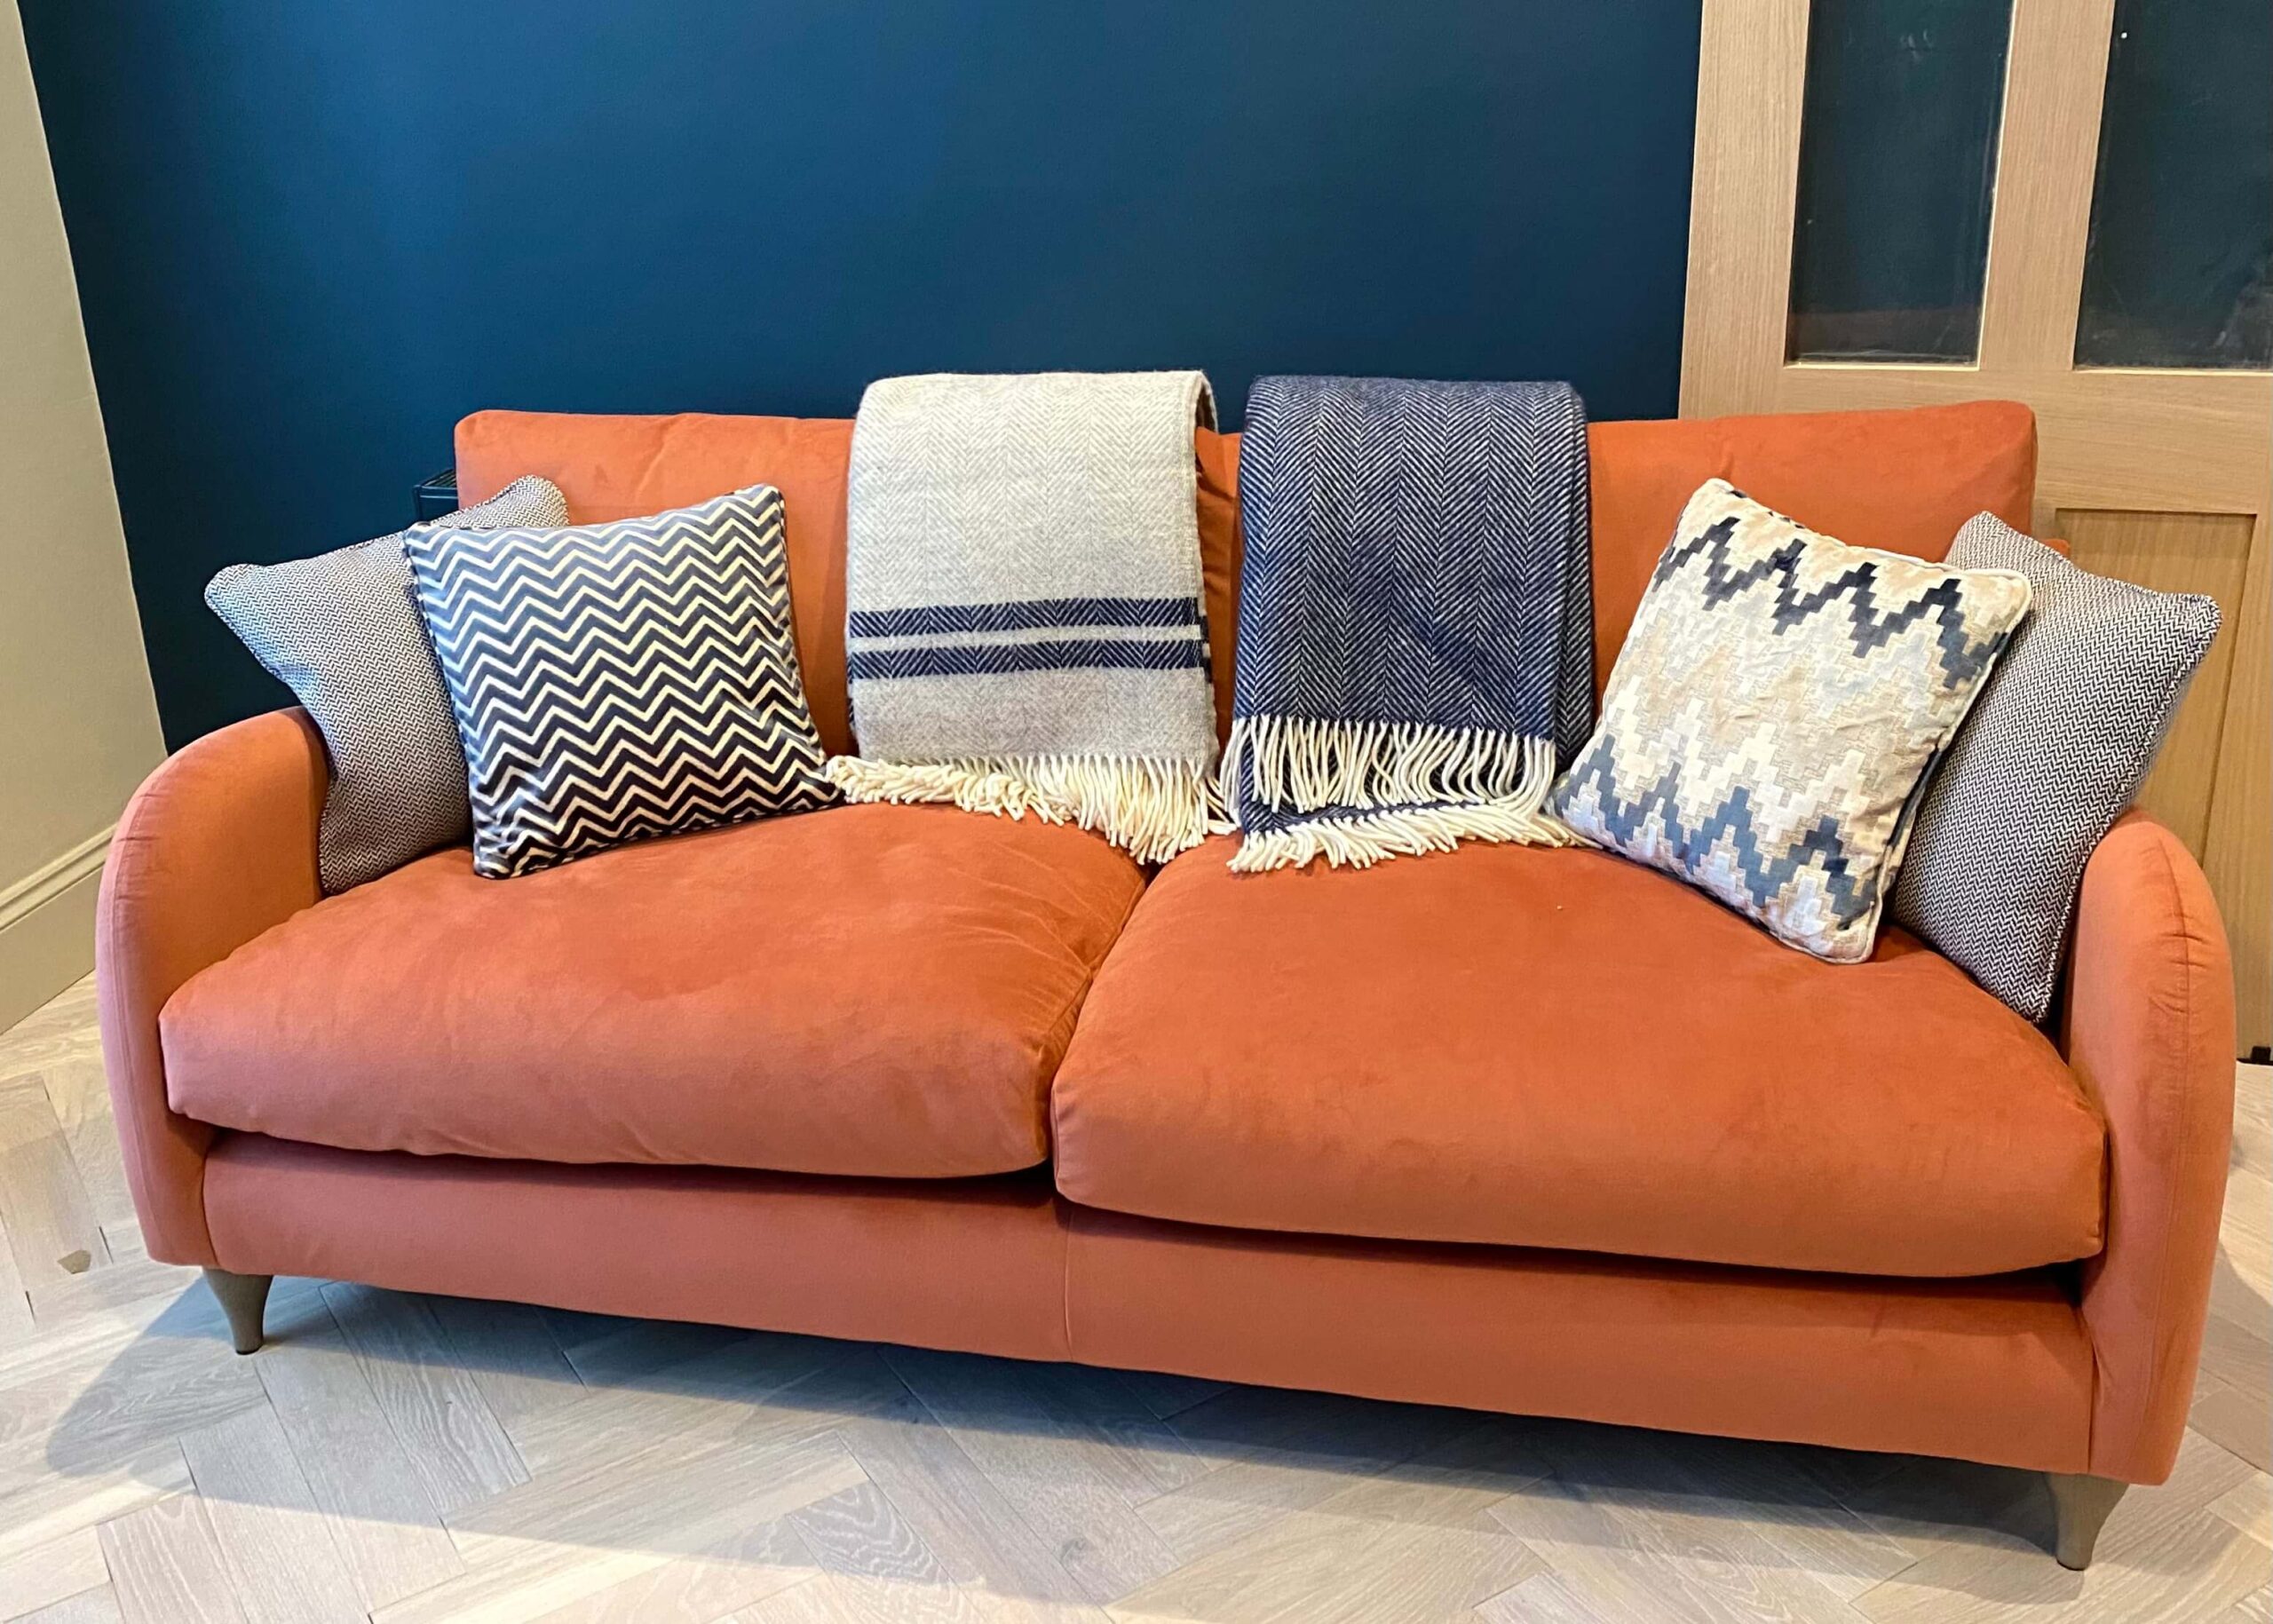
<box><xmin>1680</xmin><ymin>0</ymin><xmax>2271</xmax><ymax>1050</ymax></box>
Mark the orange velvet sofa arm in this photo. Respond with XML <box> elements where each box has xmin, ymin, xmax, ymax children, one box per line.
<box><xmin>2063</xmin><ymin>810</ymin><xmax>2237</xmax><ymax>1485</ymax></box>
<box><xmin>97</xmin><ymin>709</ymin><xmax>327</xmax><ymax>1266</ymax></box>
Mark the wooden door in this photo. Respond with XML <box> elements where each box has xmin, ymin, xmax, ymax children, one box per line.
<box><xmin>1681</xmin><ymin>0</ymin><xmax>2271</xmax><ymax>1053</ymax></box>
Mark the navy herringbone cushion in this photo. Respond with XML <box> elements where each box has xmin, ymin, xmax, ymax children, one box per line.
<box><xmin>206</xmin><ymin>475</ymin><xmax>568</xmax><ymax>891</ymax></box>
<box><xmin>403</xmin><ymin>486</ymin><xmax>836</xmax><ymax>878</ymax></box>
<box><xmin>1892</xmin><ymin>514</ymin><xmax>2219</xmax><ymax>1018</ymax></box>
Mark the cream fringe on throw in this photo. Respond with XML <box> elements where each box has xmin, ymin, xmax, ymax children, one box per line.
<box><xmin>1221</xmin><ymin>714</ymin><xmax>1576</xmax><ymax>872</ymax></box>
<box><xmin>827</xmin><ymin>754</ymin><xmax>1220</xmax><ymax>866</ymax></box>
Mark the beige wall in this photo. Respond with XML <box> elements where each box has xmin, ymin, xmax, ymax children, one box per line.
<box><xmin>0</xmin><ymin>0</ymin><xmax>164</xmax><ymax>1029</ymax></box>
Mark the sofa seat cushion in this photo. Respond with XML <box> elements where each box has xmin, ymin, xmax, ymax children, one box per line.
<box><xmin>1050</xmin><ymin>836</ymin><xmax>2106</xmax><ymax>1278</ymax></box>
<box><xmin>163</xmin><ymin>804</ymin><xmax>1144</xmax><ymax>1178</ymax></box>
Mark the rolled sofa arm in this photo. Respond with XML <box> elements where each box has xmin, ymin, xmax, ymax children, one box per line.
<box><xmin>2065</xmin><ymin>810</ymin><xmax>2237</xmax><ymax>1485</ymax></box>
<box><xmin>97</xmin><ymin>709</ymin><xmax>326</xmax><ymax>1266</ymax></box>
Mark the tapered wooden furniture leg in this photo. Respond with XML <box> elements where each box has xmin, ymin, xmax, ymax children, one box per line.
<box><xmin>2047</xmin><ymin>1471</ymin><xmax>2127</xmax><ymax>1569</ymax></box>
<box><xmin>202</xmin><ymin>1268</ymin><xmax>273</xmax><ymax>1354</ymax></box>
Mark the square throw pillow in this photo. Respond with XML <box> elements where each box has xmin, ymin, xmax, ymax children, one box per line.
<box><xmin>402</xmin><ymin>485</ymin><xmax>836</xmax><ymax>877</ymax></box>
<box><xmin>205</xmin><ymin>475</ymin><xmax>568</xmax><ymax>892</ymax></box>
<box><xmin>1551</xmin><ymin>479</ymin><xmax>2033</xmax><ymax>963</ymax></box>
<box><xmin>1893</xmin><ymin>513</ymin><xmax>2219</xmax><ymax>1018</ymax></box>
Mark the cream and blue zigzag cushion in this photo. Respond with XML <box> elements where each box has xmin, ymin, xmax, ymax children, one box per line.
<box><xmin>1550</xmin><ymin>479</ymin><xmax>2032</xmax><ymax>963</ymax></box>
<box><xmin>404</xmin><ymin>485</ymin><xmax>836</xmax><ymax>878</ymax></box>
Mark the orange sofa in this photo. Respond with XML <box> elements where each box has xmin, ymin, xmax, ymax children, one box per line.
<box><xmin>98</xmin><ymin>400</ymin><xmax>2235</xmax><ymax>1569</ymax></box>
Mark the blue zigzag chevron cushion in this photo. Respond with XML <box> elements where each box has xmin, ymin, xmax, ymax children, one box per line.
<box><xmin>1891</xmin><ymin>514</ymin><xmax>2219</xmax><ymax>1019</ymax></box>
<box><xmin>403</xmin><ymin>486</ymin><xmax>836</xmax><ymax>878</ymax></box>
<box><xmin>1550</xmin><ymin>479</ymin><xmax>2033</xmax><ymax>963</ymax></box>
<box><xmin>206</xmin><ymin>474</ymin><xmax>569</xmax><ymax>892</ymax></box>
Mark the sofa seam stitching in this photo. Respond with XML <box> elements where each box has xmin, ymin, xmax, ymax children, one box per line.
<box><xmin>100</xmin><ymin>814</ymin><xmax>223</xmax><ymax>1271</ymax></box>
<box><xmin>2129</xmin><ymin>828</ymin><xmax>2200</xmax><ymax>1465</ymax></box>
<box><xmin>1041</xmin><ymin>872</ymin><xmax>1151</xmax><ymax>1168</ymax></box>
<box><xmin>1050</xmin><ymin>872</ymin><xmax>1151</xmax><ymax>1366</ymax></box>
<box><xmin>2089</xmin><ymin>825</ymin><xmax>2200</xmax><ymax>1478</ymax></box>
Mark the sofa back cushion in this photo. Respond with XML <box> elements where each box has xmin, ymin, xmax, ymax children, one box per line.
<box><xmin>456</xmin><ymin>411</ymin><xmax>860</xmax><ymax>754</ymax></box>
<box><xmin>457</xmin><ymin>398</ymin><xmax>2035</xmax><ymax>749</ymax></box>
<box><xmin>1584</xmin><ymin>400</ymin><xmax>2035</xmax><ymax>690</ymax></box>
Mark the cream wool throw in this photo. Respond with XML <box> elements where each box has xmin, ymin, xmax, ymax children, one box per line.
<box><xmin>1225</xmin><ymin>375</ymin><xmax>1595</xmax><ymax>871</ymax></box>
<box><xmin>827</xmin><ymin>370</ymin><xmax>1220</xmax><ymax>862</ymax></box>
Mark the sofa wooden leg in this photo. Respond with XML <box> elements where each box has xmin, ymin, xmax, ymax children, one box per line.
<box><xmin>202</xmin><ymin>1268</ymin><xmax>273</xmax><ymax>1354</ymax></box>
<box><xmin>2047</xmin><ymin>1471</ymin><xmax>2127</xmax><ymax>1569</ymax></box>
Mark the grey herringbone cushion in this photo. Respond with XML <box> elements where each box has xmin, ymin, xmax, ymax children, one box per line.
<box><xmin>206</xmin><ymin>476</ymin><xmax>568</xmax><ymax>891</ymax></box>
<box><xmin>1892</xmin><ymin>514</ymin><xmax>2220</xmax><ymax>1019</ymax></box>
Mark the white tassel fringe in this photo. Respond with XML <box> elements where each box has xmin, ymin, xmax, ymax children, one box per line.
<box><xmin>1227</xmin><ymin>796</ymin><xmax>1579</xmax><ymax>873</ymax></box>
<box><xmin>1223</xmin><ymin>714</ymin><xmax>1578</xmax><ymax>872</ymax></box>
<box><xmin>825</xmin><ymin>754</ymin><xmax>1217</xmax><ymax>866</ymax></box>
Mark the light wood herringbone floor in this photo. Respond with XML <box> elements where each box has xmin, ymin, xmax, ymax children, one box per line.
<box><xmin>0</xmin><ymin>975</ymin><xmax>2265</xmax><ymax>1623</ymax></box>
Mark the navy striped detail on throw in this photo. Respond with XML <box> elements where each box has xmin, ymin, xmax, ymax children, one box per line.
<box><xmin>848</xmin><ymin>595</ymin><xmax>1200</xmax><ymax>639</ymax></box>
<box><xmin>849</xmin><ymin>638</ymin><xmax>1208</xmax><ymax>681</ymax></box>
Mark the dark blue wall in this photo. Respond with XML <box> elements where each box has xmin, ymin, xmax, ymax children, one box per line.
<box><xmin>21</xmin><ymin>2</ymin><xmax>1702</xmax><ymax>747</ymax></box>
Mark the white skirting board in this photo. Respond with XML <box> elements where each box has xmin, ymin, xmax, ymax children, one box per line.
<box><xmin>0</xmin><ymin>826</ymin><xmax>111</xmax><ymax>1032</ymax></box>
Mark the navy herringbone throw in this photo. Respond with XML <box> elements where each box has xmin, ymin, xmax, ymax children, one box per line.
<box><xmin>1225</xmin><ymin>376</ymin><xmax>1594</xmax><ymax>870</ymax></box>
